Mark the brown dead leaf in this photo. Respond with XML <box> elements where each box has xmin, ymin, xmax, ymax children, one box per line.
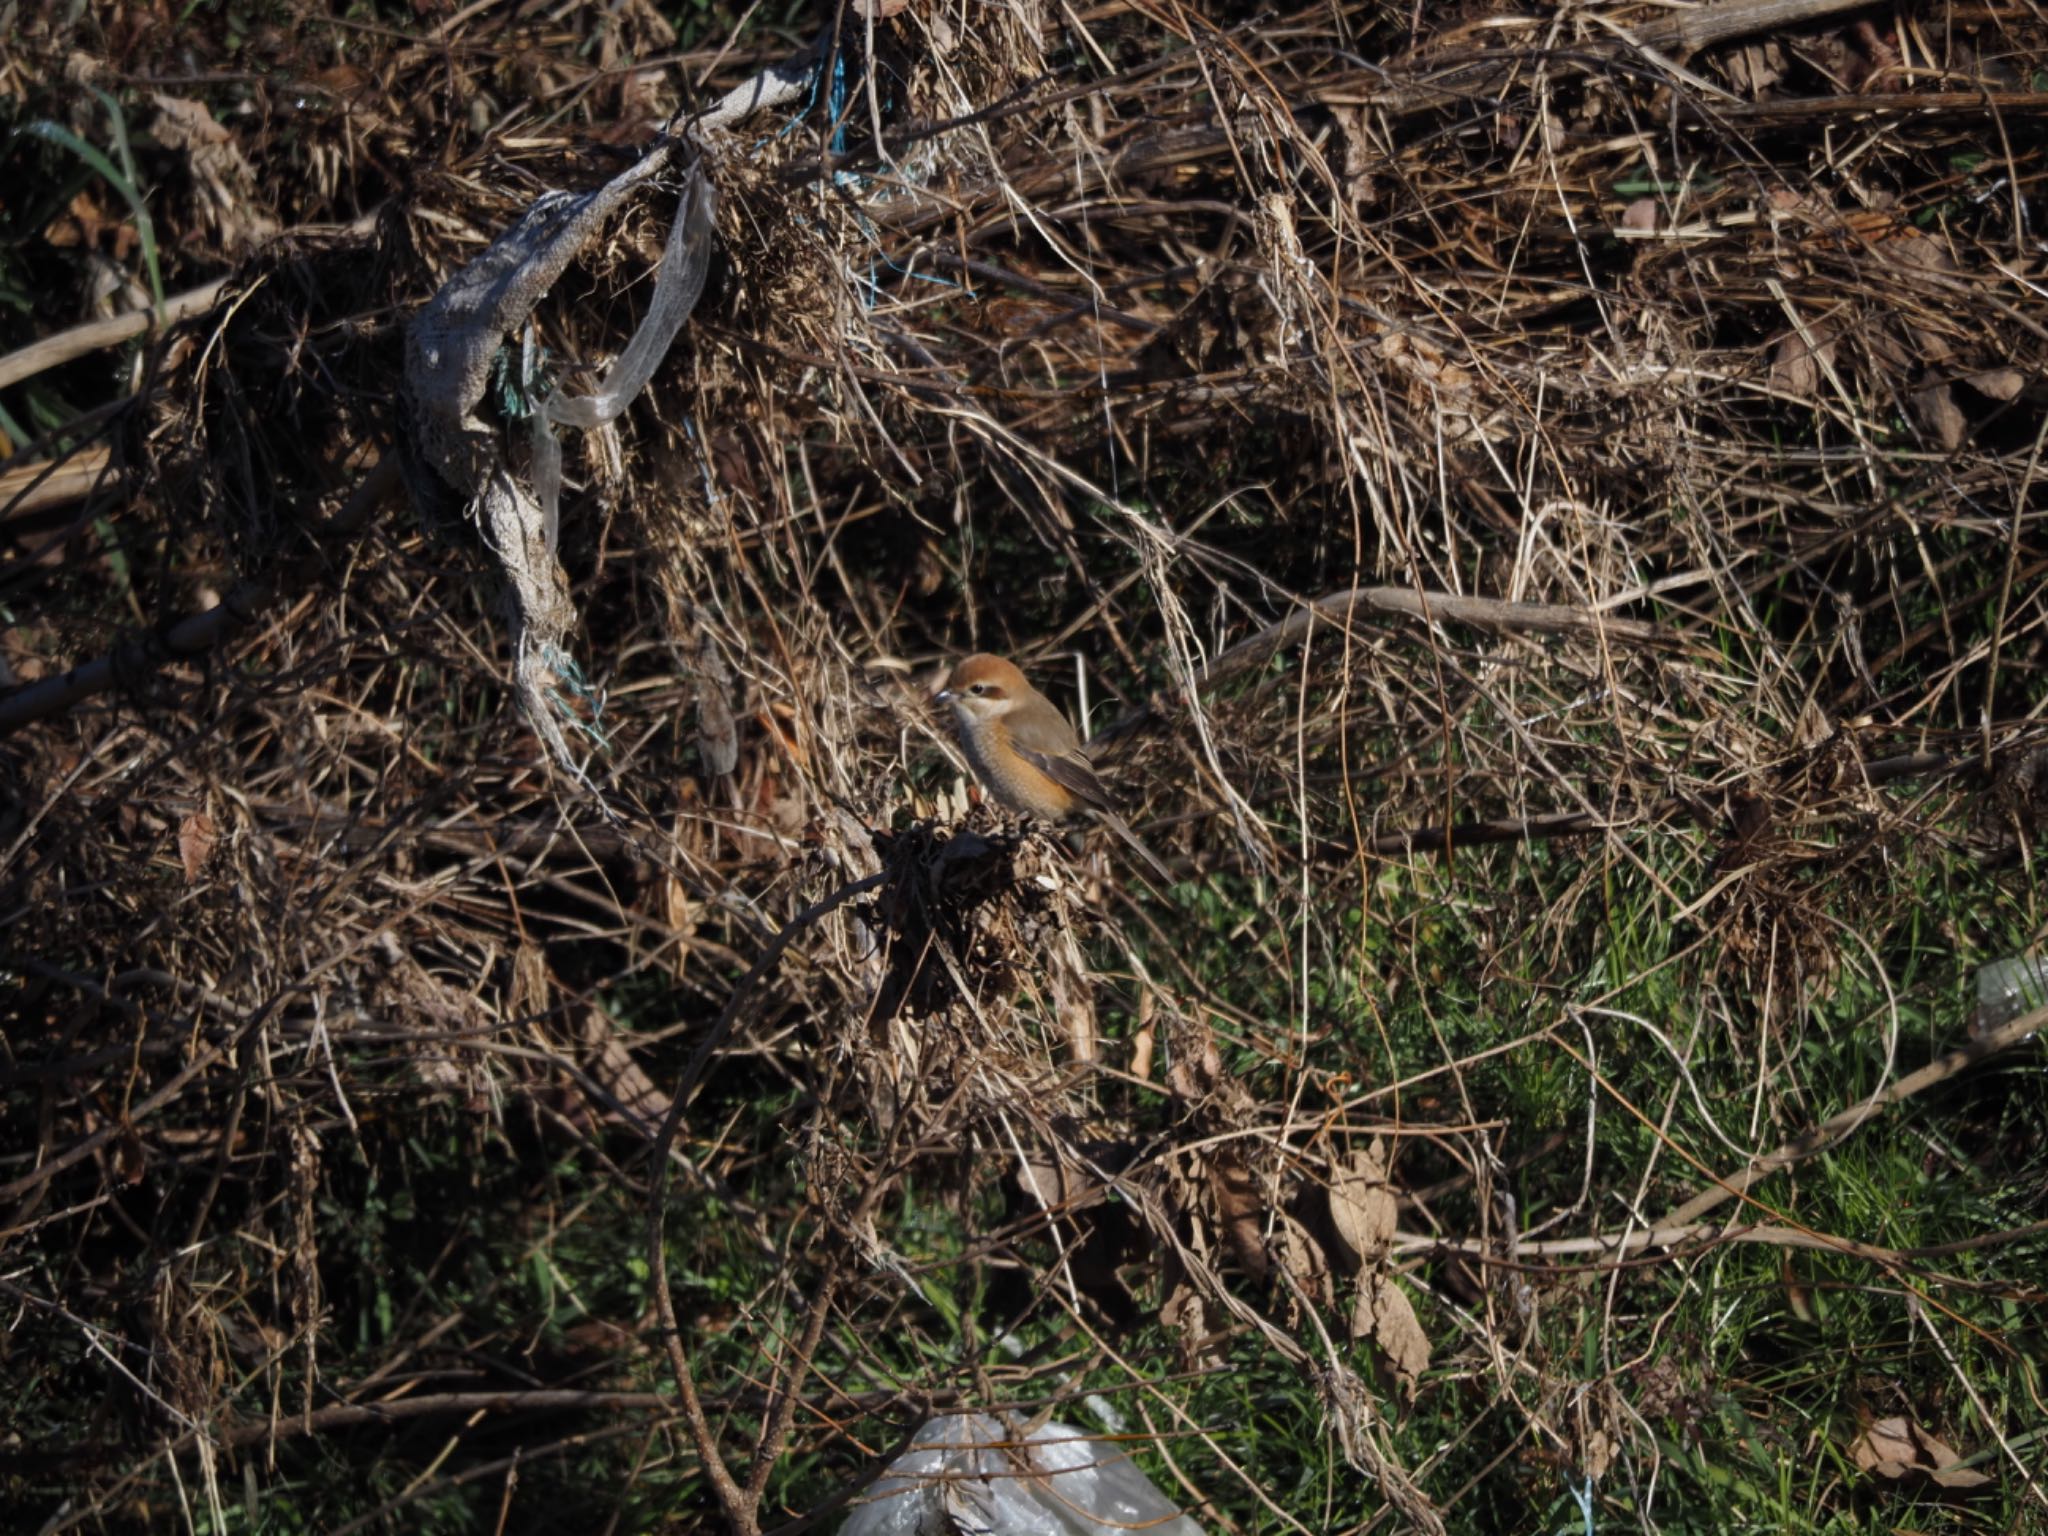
<box><xmin>1331</xmin><ymin>106</ymin><xmax>1382</xmax><ymax>208</ymax></box>
<box><xmin>178</xmin><ymin>812</ymin><xmax>217</xmax><ymax>882</ymax></box>
<box><xmin>1162</xmin><ymin>1009</ymin><xmax>1268</xmax><ymax>1277</ymax></box>
<box><xmin>1911</xmin><ymin>383</ymin><xmax>1968</xmax><ymax>451</ymax></box>
<box><xmin>1802</xmin><ymin>30</ymin><xmax>1858</xmax><ymax>92</ymax></box>
<box><xmin>1274</xmin><ymin>1213</ymin><xmax>1333</xmax><ymax>1311</ymax></box>
<box><xmin>375</xmin><ymin>934</ymin><xmax>492</xmax><ymax>1100</ymax></box>
<box><xmin>1212</xmin><ymin>1151</ymin><xmax>1268</xmax><ymax>1282</ymax></box>
<box><xmin>692</xmin><ymin>633</ymin><xmax>738</xmax><ymax>778</ymax></box>
<box><xmin>1727</xmin><ymin>41</ymin><xmax>1787</xmax><ymax>96</ymax></box>
<box><xmin>151</xmin><ymin>95</ymin><xmax>278</xmax><ymax>256</ymax></box>
<box><xmin>1352</xmin><ymin>1272</ymin><xmax>1430</xmax><ymax>1400</ymax></box>
<box><xmin>1848</xmin><ymin>1415</ymin><xmax>1991</xmax><ymax>1489</ymax></box>
<box><xmin>1156</xmin><ymin>1161</ymin><xmax>1235</xmax><ymax>1368</ymax></box>
<box><xmin>112</xmin><ymin>1123</ymin><xmax>148</xmax><ymax>1186</ymax></box>
<box><xmin>1770</xmin><ymin>325</ymin><xmax>1834</xmax><ymax>399</ymax></box>
<box><xmin>1930</xmin><ymin>1462</ymin><xmax>1994</xmax><ymax>1489</ymax></box>
<box><xmin>1864</xmin><ymin>325</ymin><xmax>1914</xmax><ymax>376</ymax></box>
<box><xmin>1855</xmin><ymin>1416</ymin><xmax>1925</xmax><ymax>1475</ymax></box>
<box><xmin>1581</xmin><ymin>1428</ymin><xmax>1616</xmax><ymax>1480</ymax></box>
<box><xmin>1327</xmin><ymin>1138</ymin><xmax>1397</xmax><ymax>1267</ymax></box>
<box><xmin>1160</xmin><ymin>1275</ymin><xmax>1226</xmax><ymax>1371</ymax></box>
<box><xmin>509</xmin><ymin>942</ymin><xmax>551</xmax><ymax>1019</ymax></box>
<box><xmin>579</xmin><ymin>1007</ymin><xmax>670</xmax><ymax>1138</ymax></box>
<box><xmin>1962</xmin><ymin>368</ymin><xmax>2026</xmax><ymax>401</ymax></box>
<box><xmin>1130</xmin><ymin>989</ymin><xmax>1157</xmax><ymax>1082</ymax></box>
<box><xmin>1851</xmin><ymin>20</ymin><xmax>1901</xmax><ymax>86</ymax></box>
<box><xmin>1886</xmin><ymin>232</ymin><xmax>1954</xmax><ymax>275</ymax></box>
<box><xmin>151</xmin><ymin>93</ymin><xmax>236</xmax><ymax>153</ymax></box>
<box><xmin>1907</xmin><ymin>321</ymin><xmax>1957</xmax><ymax>365</ymax></box>
<box><xmin>663</xmin><ymin>816</ymin><xmax>696</xmax><ymax>943</ymax></box>
<box><xmin>1780</xmin><ymin>1254</ymin><xmax>1815</xmax><ymax>1324</ymax></box>
<box><xmin>1619</xmin><ymin>197</ymin><xmax>1659</xmax><ymax>236</ymax></box>
<box><xmin>1165</xmin><ymin>1010</ymin><xmax>1227</xmax><ymax>1104</ymax></box>
<box><xmin>1379</xmin><ymin>331</ymin><xmax>1471</xmax><ymax>394</ymax></box>
<box><xmin>43</xmin><ymin>189</ymin><xmax>128</xmax><ymax>254</ymax></box>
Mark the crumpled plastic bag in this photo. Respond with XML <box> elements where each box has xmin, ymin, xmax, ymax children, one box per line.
<box><xmin>839</xmin><ymin>1414</ymin><xmax>1206</xmax><ymax>1536</ymax></box>
<box><xmin>394</xmin><ymin>44</ymin><xmax>821</xmax><ymax>785</ymax></box>
<box><xmin>402</xmin><ymin>149</ymin><xmax>712</xmax><ymax>780</ymax></box>
<box><xmin>1975</xmin><ymin>953</ymin><xmax>2048</xmax><ymax>1036</ymax></box>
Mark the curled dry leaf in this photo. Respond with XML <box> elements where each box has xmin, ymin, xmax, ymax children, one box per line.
<box><xmin>1015</xmin><ymin>1148</ymin><xmax>1074</xmax><ymax>1211</ymax></box>
<box><xmin>177</xmin><ymin>812</ymin><xmax>216</xmax><ymax>882</ymax></box>
<box><xmin>692</xmin><ymin>632</ymin><xmax>739</xmax><ymax>778</ymax></box>
<box><xmin>1910</xmin><ymin>383</ymin><xmax>1968</xmax><ymax>452</ymax></box>
<box><xmin>1378</xmin><ymin>331</ymin><xmax>1472</xmax><ymax>395</ymax></box>
<box><xmin>1164</xmin><ymin>1009</ymin><xmax>1227</xmax><ymax>1104</ymax></box>
<box><xmin>1619</xmin><ymin>197</ymin><xmax>1659</xmax><ymax>236</ymax></box>
<box><xmin>1850</xmin><ymin>1415</ymin><xmax>1918</xmax><ymax>1472</ymax></box>
<box><xmin>1770</xmin><ymin>325</ymin><xmax>1834</xmax><ymax>400</ymax></box>
<box><xmin>150</xmin><ymin>94</ymin><xmax>279</xmax><ymax>256</ymax></box>
<box><xmin>1962</xmin><ymin>367</ymin><xmax>2026</xmax><ymax>401</ymax></box>
<box><xmin>578</xmin><ymin>1006</ymin><xmax>670</xmax><ymax>1139</ymax></box>
<box><xmin>1160</xmin><ymin>1265</ymin><xmax>1226</xmax><ymax>1372</ymax></box>
<box><xmin>1330</xmin><ymin>106</ymin><xmax>1381</xmax><ymax>208</ymax></box>
<box><xmin>509</xmin><ymin>942</ymin><xmax>551</xmax><ymax>1019</ymax></box>
<box><xmin>1727</xmin><ymin>40</ymin><xmax>1787</xmax><ymax>96</ymax></box>
<box><xmin>1164</xmin><ymin>1009</ymin><xmax>1268</xmax><ymax>1280</ymax></box>
<box><xmin>1847</xmin><ymin>1415</ymin><xmax>1992</xmax><ymax>1490</ymax></box>
<box><xmin>113</xmin><ymin>1124</ymin><xmax>148</xmax><ymax>1186</ymax></box>
<box><xmin>1351</xmin><ymin>1272</ymin><xmax>1430</xmax><ymax>1401</ymax></box>
<box><xmin>374</xmin><ymin>934</ymin><xmax>492</xmax><ymax>1100</ymax></box>
<box><xmin>1274</xmin><ymin>1212</ymin><xmax>1334</xmax><ymax>1313</ymax></box>
<box><xmin>1212</xmin><ymin>1150</ymin><xmax>1268</xmax><ymax>1283</ymax></box>
<box><xmin>1907</xmin><ymin>320</ymin><xmax>1957</xmax><ymax>365</ymax></box>
<box><xmin>1327</xmin><ymin>1138</ymin><xmax>1397</xmax><ymax>1267</ymax></box>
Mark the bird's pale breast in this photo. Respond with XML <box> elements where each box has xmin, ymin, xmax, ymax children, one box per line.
<box><xmin>959</xmin><ymin>719</ymin><xmax>1078</xmax><ymax>819</ymax></box>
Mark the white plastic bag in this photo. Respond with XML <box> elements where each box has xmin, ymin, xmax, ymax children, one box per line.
<box><xmin>1975</xmin><ymin>954</ymin><xmax>2048</xmax><ymax>1035</ymax></box>
<box><xmin>839</xmin><ymin>1414</ymin><xmax>1207</xmax><ymax>1536</ymax></box>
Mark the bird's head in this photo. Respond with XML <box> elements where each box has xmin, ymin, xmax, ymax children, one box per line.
<box><xmin>936</xmin><ymin>653</ymin><xmax>1029</xmax><ymax>726</ymax></box>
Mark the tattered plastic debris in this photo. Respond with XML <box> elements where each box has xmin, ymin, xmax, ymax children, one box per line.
<box><xmin>529</xmin><ymin>168</ymin><xmax>719</xmax><ymax>549</ymax></box>
<box><xmin>1974</xmin><ymin>954</ymin><xmax>2048</xmax><ymax>1037</ymax></box>
<box><xmin>395</xmin><ymin>44</ymin><xmax>828</xmax><ymax>784</ymax></box>
<box><xmin>838</xmin><ymin>1414</ymin><xmax>1206</xmax><ymax>1536</ymax></box>
<box><xmin>403</xmin><ymin>149</ymin><xmax>714</xmax><ymax>779</ymax></box>
<box><xmin>397</xmin><ymin>50</ymin><xmax>824</xmax><ymax>784</ymax></box>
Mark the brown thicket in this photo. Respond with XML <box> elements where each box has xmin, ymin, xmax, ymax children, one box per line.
<box><xmin>3</xmin><ymin>0</ymin><xmax>2046</xmax><ymax>1530</ymax></box>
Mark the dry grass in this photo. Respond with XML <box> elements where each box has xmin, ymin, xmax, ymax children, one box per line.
<box><xmin>3</xmin><ymin>0</ymin><xmax>2046</xmax><ymax>1530</ymax></box>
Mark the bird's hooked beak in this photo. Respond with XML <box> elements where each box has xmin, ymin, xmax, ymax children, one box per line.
<box><xmin>934</xmin><ymin>687</ymin><xmax>956</xmax><ymax>705</ymax></box>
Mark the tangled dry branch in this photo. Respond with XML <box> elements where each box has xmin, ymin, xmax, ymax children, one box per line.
<box><xmin>4</xmin><ymin>0</ymin><xmax>2047</xmax><ymax>1528</ymax></box>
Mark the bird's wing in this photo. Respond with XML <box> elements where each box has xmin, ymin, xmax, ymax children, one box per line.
<box><xmin>1006</xmin><ymin>716</ymin><xmax>1118</xmax><ymax>812</ymax></box>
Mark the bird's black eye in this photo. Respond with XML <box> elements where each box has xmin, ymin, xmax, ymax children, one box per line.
<box><xmin>969</xmin><ymin>683</ymin><xmax>987</xmax><ymax>695</ymax></box>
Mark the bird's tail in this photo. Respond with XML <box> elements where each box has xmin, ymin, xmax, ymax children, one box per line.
<box><xmin>1098</xmin><ymin>810</ymin><xmax>1175</xmax><ymax>884</ymax></box>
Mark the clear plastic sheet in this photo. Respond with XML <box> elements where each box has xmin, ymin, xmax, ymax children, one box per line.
<box><xmin>1975</xmin><ymin>954</ymin><xmax>2048</xmax><ymax>1036</ymax></box>
<box><xmin>838</xmin><ymin>1414</ymin><xmax>1206</xmax><ymax>1536</ymax></box>
<box><xmin>399</xmin><ymin>45</ymin><xmax>806</xmax><ymax>783</ymax></box>
<box><xmin>531</xmin><ymin>167</ymin><xmax>718</xmax><ymax>552</ymax></box>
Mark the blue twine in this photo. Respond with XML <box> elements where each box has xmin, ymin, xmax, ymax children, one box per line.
<box><xmin>539</xmin><ymin>643</ymin><xmax>610</xmax><ymax>751</ymax></box>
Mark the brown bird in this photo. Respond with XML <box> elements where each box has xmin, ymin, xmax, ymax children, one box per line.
<box><xmin>936</xmin><ymin>653</ymin><xmax>1171</xmax><ymax>880</ymax></box>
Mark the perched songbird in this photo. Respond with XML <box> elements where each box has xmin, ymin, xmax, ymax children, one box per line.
<box><xmin>936</xmin><ymin>653</ymin><xmax>1170</xmax><ymax>879</ymax></box>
